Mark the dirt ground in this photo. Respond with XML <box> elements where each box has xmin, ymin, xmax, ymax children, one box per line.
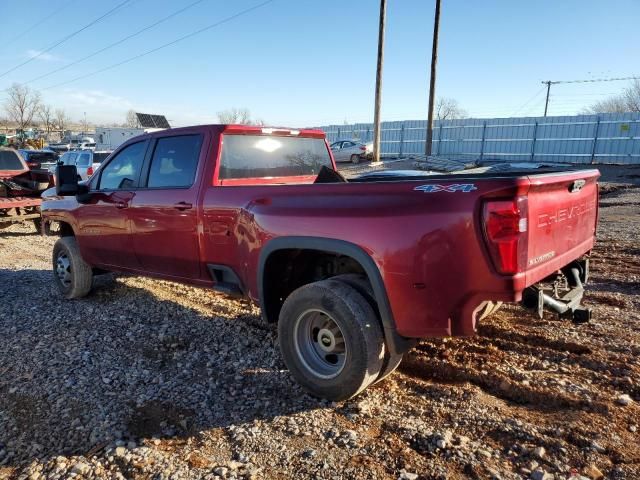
<box><xmin>0</xmin><ymin>165</ymin><xmax>638</xmax><ymax>480</ymax></box>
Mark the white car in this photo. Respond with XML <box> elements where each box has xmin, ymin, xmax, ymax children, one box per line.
<box><xmin>56</xmin><ymin>150</ymin><xmax>111</xmax><ymax>180</ymax></box>
<box><xmin>329</xmin><ymin>140</ymin><xmax>373</xmax><ymax>164</ymax></box>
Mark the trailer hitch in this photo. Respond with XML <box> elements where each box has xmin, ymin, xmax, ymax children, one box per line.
<box><xmin>522</xmin><ymin>260</ymin><xmax>592</xmax><ymax>324</ymax></box>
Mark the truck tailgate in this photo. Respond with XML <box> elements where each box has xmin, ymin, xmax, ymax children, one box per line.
<box><xmin>524</xmin><ymin>169</ymin><xmax>599</xmax><ymax>286</ymax></box>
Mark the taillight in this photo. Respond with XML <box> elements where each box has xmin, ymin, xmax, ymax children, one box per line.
<box><xmin>87</xmin><ymin>166</ymin><xmax>94</xmax><ymax>176</ymax></box>
<box><xmin>360</xmin><ymin>146</ymin><xmax>366</xmax><ymax>151</ymax></box>
<box><xmin>27</xmin><ymin>161</ymin><xmax>38</xmax><ymax>168</ymax></box>
<box><xmin>483</xmin><ymin>197</ymin><xmax>528</xmax><ymax>275</ymax></box>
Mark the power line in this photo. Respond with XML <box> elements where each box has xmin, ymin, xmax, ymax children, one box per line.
<box><xmin>2</xmin><ymin>0</ymin><xmax>77</xmax><ymax>49</ymax></box>
<box><xmin>540</xmin><ymin>75</ymin><xmax>639</xmax><ymax>117</ymax></box>
<box><xmin>550</xmin><ymin>92</ymin><xmax>618</xmax><ymax>97</ymax></box>
<box><xmin>542</xmin><ymin>75</ymin><xmax>639</xmax><ymax>85</ymax></box>
<box><xmin>0</xmin><ymin>0</ymin><xmax>132</xmax><ymax>79</ymax></box>
<box><xmin>22</xmin><ymin>0</ymin><xmax>208</xmax><ymax>86</ymax></box>
<box><xmin>510</xmin><ymin>86</ymin><xmax>546</xmax><ymax>116</ymax></box>
<box><xmin>40</xmin><ymin>0</ymin><xmax>276</xmax><ymax>92</ymax></box>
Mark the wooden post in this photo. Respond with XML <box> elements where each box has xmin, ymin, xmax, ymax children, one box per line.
<box><xmin>425</xmin><ymin>0</ymin><xmax>441</xmax><ymax>156</ymax></box>
<box><xmin>372</xmin><ymin>0</ymin><xmax>387</xmax><ymax>165</ymax></box>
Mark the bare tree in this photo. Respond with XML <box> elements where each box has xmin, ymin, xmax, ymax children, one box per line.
<box><xmin>435</xmin><ymin>97</ymin><xmax>468</xmax><ymax>120</ymax></box>
<box><xmin>4</xmin><ymin>83</ymin><xmax>42</xmax><ymax>133</ymax></box>
<box><xmin>55</xmin><ymin>108</ymin><xmax>69</xmax><ymax>134</ymax></box>
<box><xmin>80</xmin><ymin>115</ymin><xmax>89</xmax><ymax>135</ymax></box>
<box><xmin>585</xmin><ymin>80</ymin><xmax>640</xmax><ymax>113</ymax></box>
<box><xmin>39</xmin><ymin>104</ymin><xmax>55</xmax><ymax>139</ymax></box>
<box><xmin>622</xmin><ymin>80</ymin><xmax>640</xmax><ymax>112</ymax></box>
<box><xmin>125</xmin><ymin>109</ymin><xmax>139</xmax><ymax>128</ymax></box>
<box><xmin>0</xmin><ymin>117</ymin><xmax>8</xmax><ymax>134</ymax></box>
<box><xmin>217</xmin><ymin>108</ymin><xmax>253</xmax><ymax>124</ymax></box>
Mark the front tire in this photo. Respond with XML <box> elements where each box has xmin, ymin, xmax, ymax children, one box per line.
<box><xmin>52</xmin><ymin>237</ymin><xmax>93</xmax><ymax>299</ymax></box>
<box><xmin>278</xmin><ymin>279</ymin><xmax>384</xmax><ymax>401</ymax></box>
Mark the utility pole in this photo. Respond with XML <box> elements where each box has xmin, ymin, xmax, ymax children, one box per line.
<box><xmin>372</xmin><ymin>0</ymin><xmax>386</xmax><ymax>165</ymax></box>
<box><xmin>425</xmin><ymin>0</ymin><xmax>441</xmax><ymax>156</ymax></box>
<box><xmin>542</xmin><ymin>81</ymin><xmax>553</xmax><ymax>117</ymax></box>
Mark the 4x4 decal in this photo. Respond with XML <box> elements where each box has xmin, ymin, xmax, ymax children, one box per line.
<box><xmin>414</xmin><ymin>183</ymin><xmax>477</xmax><ymax>193</ymax></box>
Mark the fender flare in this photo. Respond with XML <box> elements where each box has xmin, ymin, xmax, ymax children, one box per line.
<box><xmin>257</xmin><ymin>236</ymin><xmax>414</xmax><ymax>355</ymax></box>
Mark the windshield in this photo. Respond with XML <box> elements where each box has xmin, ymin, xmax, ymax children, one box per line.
<box><xmin>219</xmin><ymin>134</ymin><xmax>332</xmax><ymax>179</ymax></box>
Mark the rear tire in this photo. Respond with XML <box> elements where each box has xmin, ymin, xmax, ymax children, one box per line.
<box><xmin>332</xmin><ymin>274</ymin><xmax>403</xmax><ymax>384</ymax></box>
<box><xmin>52</xmin><ymin>237</ymin><xmax>93</xmax><ymax>299</ymax></box>
<box><xmin>278</xmin><ymin>279</ymin><xmax>384</xmax><ymax>401</ymax></box>
<box><xmin>350</xmin><ymin>154</ymin><xmax>361</xmax><ymax>164</ymax></box>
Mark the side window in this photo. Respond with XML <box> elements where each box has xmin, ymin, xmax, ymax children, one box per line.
<box><xmin>98</xmin><ymin>141</ymin><xmax>146</xmax><ymax>190</ymax></box>
<box><xmin>147</xmin><ymin>135</ymin><xmax>202</xmax><ymax>188</ymax></box>
<box><xmin>343</xmin><ymin>142</ymin><xmax>354</xmax><ymax>149</ymax></box>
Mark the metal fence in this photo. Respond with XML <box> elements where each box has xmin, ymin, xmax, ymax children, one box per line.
<box><xmin>318</xmin><ymin>112</ymin><xmax>640</xmax><ymax>164</ymax></box>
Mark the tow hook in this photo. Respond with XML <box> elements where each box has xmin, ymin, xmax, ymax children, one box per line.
<box><xmin>522</xmin><ymin>260</ymin><xmax>592</xmax><ymax>324</ymax></box>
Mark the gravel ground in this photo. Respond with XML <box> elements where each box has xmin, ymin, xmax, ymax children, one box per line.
<box><xmin>0</xmin><ymin>166</ymin><xmax>638</xmax><ymax>480</ymax></box>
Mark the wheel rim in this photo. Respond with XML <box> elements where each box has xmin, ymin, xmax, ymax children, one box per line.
<box><xmin>293</xmin><ymin>309</ymin><xmax>347</xmax><ymax>379</ymax></box>
<box><xmin>55</xmin><ymin>252</ymin><xmax>72</xmax><ymax>287</ymax></box>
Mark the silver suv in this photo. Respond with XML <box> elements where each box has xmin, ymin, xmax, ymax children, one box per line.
<box><xmin>56</xmin><ymin>150</ymin><xmax>111</xmax><ymax>180</ymax></box>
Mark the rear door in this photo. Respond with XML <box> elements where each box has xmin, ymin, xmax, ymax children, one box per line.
<box><xmin>75</xmin><ymin>140</ymin><xmax>148</xmax><ymax>268</ymax></box>
<box><xmin>129</xmin><ymin>132</ymin><xmax>205</xmax><ymax>279</ymax></box>
<box><xmin>341</xmin><ymin>141</ymin><xmax>358</xmax><ymax>161</ymax></box>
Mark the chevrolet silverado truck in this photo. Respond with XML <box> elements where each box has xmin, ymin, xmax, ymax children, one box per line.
<box><xmin>41</xmin><ymin>124</ymin><xmax>599</xmax><ymax>400</ymax></box>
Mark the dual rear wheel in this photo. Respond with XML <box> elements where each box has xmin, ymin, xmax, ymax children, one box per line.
<box><xmin>278</xmin><ymin>276</ymin><xmax>402</xmax><ymax>401</ymax></box>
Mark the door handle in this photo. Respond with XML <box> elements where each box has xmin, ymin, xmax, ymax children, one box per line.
<box><xmin>174</xmin><ymin>201</ymin><xmax>193</xmax><ymax>211</ymax></box>
<box><xmin>115</xmin><ymin>201</ymin><xmax>128</xmax><ymax>209</ymax></box>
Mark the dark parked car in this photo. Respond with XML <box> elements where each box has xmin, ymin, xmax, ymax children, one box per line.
<box><xmin>18</xmin><ymin>149</ymin><xmax>58</xmax><ymax>170</ymax></box>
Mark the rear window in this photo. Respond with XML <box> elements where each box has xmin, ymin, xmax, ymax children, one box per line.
<box><xmin>0</xmin><ymin>150</ymin><xmax>24</xmax><ymax>170</ymax></box>
<box><xmin>77</xmin><ymin>153</ymin><xmax>92</xmax><ymax>167</ymax></box>
<box><xmin>219</xmin><ymin>135</ymin><xmax>332</xmax><ymax>180</ymax></box>
<box><xmin>27</xmin><ymin>152</ymin><xmax>57</xmax><ymax>162</ymax></box>
<box><xmin>93</xmin><ymin>152</ymin><xmax>110</xmax><ymax>164</ymax></box>
<box><xmin>62</xmin><ymin>153</ymin><xmax>78</xmax><ymax>166</ymax></box>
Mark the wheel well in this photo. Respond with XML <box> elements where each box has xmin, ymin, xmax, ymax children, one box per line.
<box><xmin>46</xmin><ymin>220</ymin><xmax>74</xmax><ymax>237</ymax></box>
<box><xmin>261</xmin><ymin>249</ymin><xmax>368</xmax><ymax>324</ymax></box>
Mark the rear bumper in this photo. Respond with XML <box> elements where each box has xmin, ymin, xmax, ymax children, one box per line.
<box><xmin>449</xmin><ymin>245</ymin><xmax>594</xmax><ymax>337</ymax></box>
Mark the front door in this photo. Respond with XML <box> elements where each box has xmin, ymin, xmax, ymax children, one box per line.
<box><xmin>129</xmin><ymin>133</ymin><xmax>204</xmax><ymax>280</ymax></box>
<box><xmin>76</xmin><ymin>140</ymin><xmax>148</xmax><ymax>268</ymax></box>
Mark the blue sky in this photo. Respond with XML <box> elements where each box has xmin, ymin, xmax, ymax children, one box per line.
<box><xmin>1</xmin><ymin>0</ymin><xmax>638</xmax><ymax>127</ymax></box>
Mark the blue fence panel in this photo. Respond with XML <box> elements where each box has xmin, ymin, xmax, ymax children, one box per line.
<box><xmin>315</xmin><ymin>112</ymin><xmax>640</xmax><ymax>164</ymax></box>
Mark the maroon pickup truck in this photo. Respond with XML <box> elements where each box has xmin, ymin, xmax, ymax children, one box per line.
<box><xmin>42</xmin><ymin>124</ymin><xmax>599</xmax><ymax>400</ymax></box>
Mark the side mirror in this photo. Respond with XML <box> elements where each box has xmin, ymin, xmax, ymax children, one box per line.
<box><xmin>55</xmin><ymin>165</ymin><xmax>79</xmax><ymax>195</ymax></box>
